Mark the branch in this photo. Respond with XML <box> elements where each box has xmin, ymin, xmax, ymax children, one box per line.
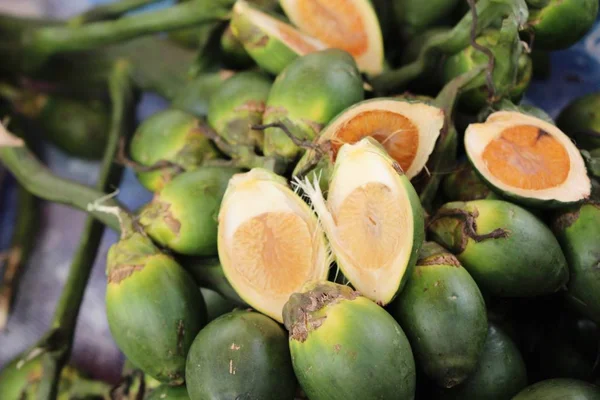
<box><xmin>68</xmin><ymin>0</ymin><xmax>164</xmax><ymax>26</ymax></box>
<box><xmin>0</xmin><ymin>185</ymin><xmax>37</xmax><ymax>331</ymax></box>
<box><xmin>0</xmin><ymin>123</ymin><xmax>128</xmax><ymax>232</ymax></box>
<box><xmin>33</xmin><ymin>60</ymin><xmax>138</xmax><ymax>399</ymax></box>
<box><xmin>22</xmin><ymin>1</ymin><xmax>234</xmax><ymax>72</ymax></box>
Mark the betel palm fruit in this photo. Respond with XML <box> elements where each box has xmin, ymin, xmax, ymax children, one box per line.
<box><xmin>279</xmin><ymin>0</ymin><xmax>384</xmax><ymax>75</ymax></box>
<box><xmin>129</xmin><ymin>109</ymin><xmax>219</xmax><ymax>192</ymax></box>
<box><xmin>513</xmin><ymin>379</ymin><xmax>600</xmax><ymax>400</ymax></box>
<box><xmin>230</xmin><ymin>0</ymin><xmax>326</xmax><ymax>75</ymax></box>
<box><xmin>441</xmin><ymin>25</ymin><xmax>530</xmax><ymax>112</ymax></box>
<box><xmin>526</xmin><ymin>0</ymin><xmax>599</xmax><ymax>50</ymax></box>
<box><xmin>207</xmin><ymin>71</ymin><xmax>272</xmax><ymax>152</ymax></box>
<box><xmin>138</xmin><ymin>167</ymin><xmax>239</xmax><ymax>256</ymax></box>
<box><xmin>296</xmin><ymin>137</ymin><xmax>424</xmax><ymax>306</ymax></box>
<box><xmin>436</xmin><ymin>323</ymin><xmax>528</xmax><ymax>400</ymax></box>
<box><xmin>294</xmin><ymin>97</ymin><xmax>445</xmax><ymax>186</ymax></box>
<box><xmin>556</xmin><ymin>92</ymin><xmax>600</xmax><ymax>151</ymax></box>
<box><xmin>465</xmin><ymin>111</ymin><xmax>591</xmax><ymax>207</ymax></box>
<box><xmin>553</xmin><ymin>202</ymin><xmax>600</xmax><ymax>323</ymax></box>
<box><xmin>171</xmin><ymin>71</ymin><xmax>233</xmax><ymax>119</ymax></box>
<box><xmin>185</xmin><ymin>310</ymin><xmax>297</xmax><ymax>400</ymax></box>
<box><xmin>428</xmin><ymin>199</ymin><xmax>569</xmax><ymax>297</ymax></box>
<box><xmin>217</xmin><ymin>168</ymin><xmax>330</xmax><ymax>322</ymax></box>
<box><xmin>2</xmin><ymin>87</ymin><xmax>110</xmax><ymax>159</ymax></box>
<box><xmin>105</xmin><ymin>226</ymin><xmax>206</xmax><ymax>385</ymax></box>
<box><xmin>283</xmin><ymin>281</ymin><xmax>416</xmax><ymax>400</ymax></box>
<box><xmin>388</xmin><ymin>242</ymin><xmax>488</xmax><ymax>388</ymax></box>
<box><xmin>263</xmin><ymin>49</ymin><xmax>364</xmax><ymax>163</ymax></box>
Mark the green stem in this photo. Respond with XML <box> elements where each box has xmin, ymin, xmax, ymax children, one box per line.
<box><xmin>34</xmin><ymin>36</ymin><xmax>196</xmax><ymax>100</ymax></box>
<box><xmin>371</xmin><ymin>0</ymin><xmax>528</xmax><ymax>94</ymax></box>
<box><xmin>68</xmin><ymin>0</ymin><xmax>164</xmax><ymax>26</ymax></box>
<box><xmin>22</xmin><ymin>0</ymin><xmax>234</xmax><ymax>72</ymax></box>
<box><xmin>0</xmin><ymin>131</ymin><xmax>128</xmax><ymax>232</ymax></box>
<box><xmin>0</xmin><ymin>185</ymin><xmax>37</xmax><ymax>331</ymax></box>
<box><xmin>34</xmin><ymin>60</ymin><xmax>137</xmax><ymax>400</ymax></box>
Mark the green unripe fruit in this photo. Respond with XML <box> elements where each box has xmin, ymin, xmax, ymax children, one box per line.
<box><xmin>429</xmin><ymin>200</ymin><xmax>569</xmax><ymax>297</ymax></box>
<box><xmin>553</xmin><ymin>203</ymin><xmax>600</xmax><ymax>323</ymax></box>
<box><xmin>12</xmin><ymin>92</ymin><xmax>109</xmax><ymax>159</ymax></box>
<box><xmin>513</xmin><ymin>379</ymin><xmax>600</xmax><ymax>400</ymax></box>
<box><xmin>263</xmin><ymin>49</ymin><xmax>364</xmax><ymax>162</ymax></box>
<box><xmin>556</xmin><ymin>92</ymin><xmax>600</xmax><ymax>151</ymax></box>
<box><xmin>171</xmin><ymin>71</ymin><xmax>232</xmax><ymax>118</ymax></box>
<box><xmin>139</xmin><ymin>167</ymin><xmax>238</xmax><ymax>256</ymax></box>
<box><xmin>527</xmin><ymin>0</ymin><xmax>599</xmax><ymax>50</ymax></box>
<box><xmin>436</xmin><ymin>324</ymin><xmax>528</xmax><ymax>400</ymax></box>
<box><xmin>283</xmin><ymin>281</ymin><xmax>416</xmax><ymax>400</ymax></box>
<box><xmin>130</xmin><ymin>109</ymin><xmax>219</xmax><ymax>192</ymax></box>
<box><xmin>207</xmin><ymin>71</ymin><xmax>272</xmax><ymax>150</ymax></box>
<box><xmin>146</xmin><ymin>385</ymin><xmax>190</xmax><ymax>400</ymax></box>
<box><xmin>106</xmin><ymin>231</ymin><xmax>207</xmax><ymax>384</ymax></box>
<box><xmin>442</xmin><ymin>28</ymin><xmax>528</xmax><ymax>112</ymax></box>
<box><xmin>389</xmin><ymin>242</ymin><xmax>488</xmax><ymax>388</ymax></box>
<box><xmin>185</xmin><ymin>310</ymin><xmax>297</xmax><ymax>400</ymax></box>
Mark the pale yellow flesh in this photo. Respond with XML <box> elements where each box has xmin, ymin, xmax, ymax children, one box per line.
<box><xmin>296</xmin><ymin>139</ymin><xmax>414</xmax><ymax>304</ymax></box>
<box><xmin>336</xmin><ymin>182</ymin><xmax>404</xmax><ymax>271</ymax></box>
<box><xmin>218</xmin><ymin>169</ymin><xmax>330</xmax><ymax>322</ymax></box>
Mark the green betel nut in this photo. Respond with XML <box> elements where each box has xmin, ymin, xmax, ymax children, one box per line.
<box><xmin>130</xmin><ymin>109</ymin><xmax>219</xmax><ymax>193</ymax></box>
<box><xmin>527</xmin><ymin>0</ymin><xmax>599</xmax><ymax>50</ymax></box>
<box><xmin>436</xmin><ymin>324</ymin><xmax>527</xmax><ymax>400</ymax></box>
<box><xmin>207</xmin><ymin>70</ymin><xmax>272</xmax><ymax>150</ymax></box>
<box><xmin>283</xmin><ymin>281</ymin><xmax>416</xmax><ymax>400</ymax></box>
<box><xmin>139</xmin><ymin>167</ymin><xmax>239</xmax><ymax>256</ymax></box>
<box><xmin>553</xmin><ymin>203</ymin><xmax>600</xmax><ymax>323</ymax></box>
<box><xmin>389</xmin><ymin>242</ymin><xmax>488</xmax><ymax>388</ymax></box>
<box><xmin>185</xmin><ymin>310</ymin><xmax>297</xmax><ymax>400</ymax></box>
<box><xmin>105</xmin><ymin>232</ymin><xmax>207</xmax><ymax>385</ymax></box>
<box><xmin>557</xmin><ymin>92</ymin><xmax>600</xmax><ymax>151</ymax></box>
<box><xmin>442</xmin><ymin>28</ymin><xmax>529</xmax><ymax>112</ymax></box>
<box><xmin>263</xmin><ymin>48</ymin><xmax>364</xmax><ymax>162</ymax></box>
<box><xmin>428</xmin><ymin>199</ymin><xmax>569</xmax><ymax>297</ymax></box>
<box><xmin>513</xmin><ymin>379</ymin><xmax>600</xmax><ymax>400</ymax></box>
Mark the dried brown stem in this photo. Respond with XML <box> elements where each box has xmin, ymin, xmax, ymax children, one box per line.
<box><xmin>252</xmin><ymin>122</ymin><xmax>321</xmax><ymax>152</ymax></box>
<box><xmin>429</xmin><ymin>207</ymin><xmax>510</xmax><ymax>243</ymax></box>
